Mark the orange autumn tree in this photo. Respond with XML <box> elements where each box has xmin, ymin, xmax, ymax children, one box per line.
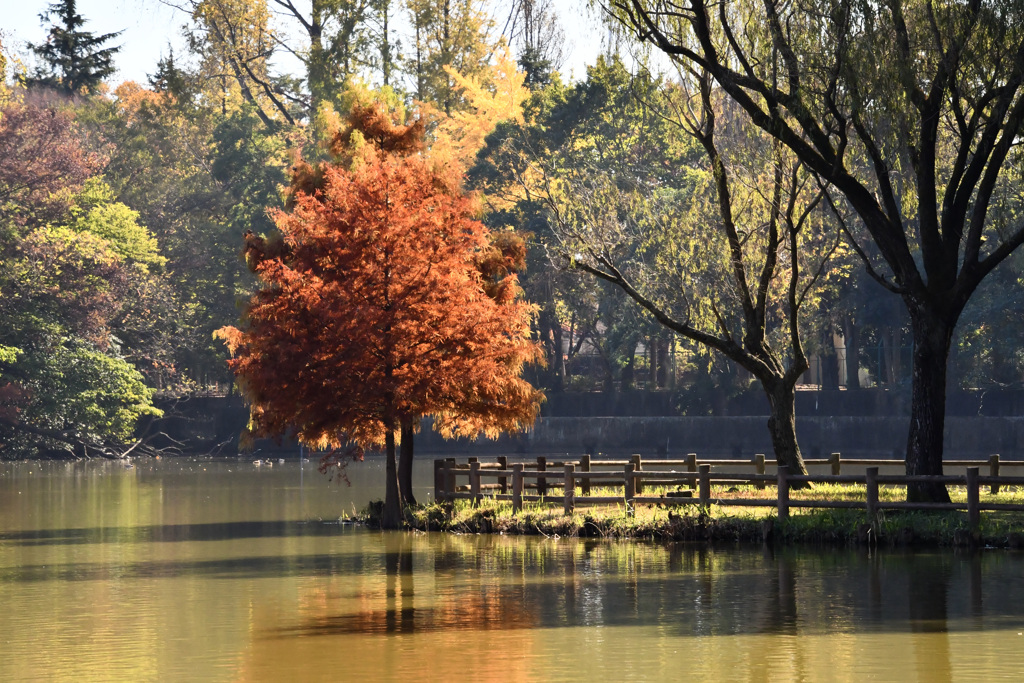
<box><xmin>218</xmin><ymin>105</ymin><xmax>543</xmax><ymax>528</ymax></box>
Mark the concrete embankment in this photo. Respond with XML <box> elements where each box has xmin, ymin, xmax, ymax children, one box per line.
<box><xmin>144</xmin><ymin>396</ymin><xmax>1024</xmax><ymax>460</ymax></box>
<box><xmin>416</xmin><ymin>415</ymin><xmax>1023</xmax><ymax>460</ymax></box>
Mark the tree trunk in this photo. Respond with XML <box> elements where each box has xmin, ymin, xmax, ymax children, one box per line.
<box><xmin>763</xmin><ymin>379</ymin><xmax>810</xmax><ymax>484</ymax></box>
<box><xmin>821</xmin><ymin>349</ymin><xmax>840</xmax><ymax>390</ymax></box>
<box><xmin>598</xmin><ymin>343</ymin><xmax>616</xmax><ymax>395</ymax></box>
<box><xmin>539</xmin><ymin>305</ymin><xmax>564</xmax><ymax>392</ymax></box>
<box><xmin>905</xmin><ymin>310</ymin><xmax>954</xmax><ymax>503</ymax></box>
<box><xmin>656</xmin><ymin>336</ymin><xmax>670</xmax><ymax>388</ymax></box>
<box><xmin>550</xmin><ymin>317</ymin><xmax>565</xmax><ymax>391</ymax></box>
<box><xmin>380</xmin><ymin>6</ymin><xmax>391</xmax><ymax>87</ymax></box>
<box><xmin>648</xmin><ymin>335</ymin><xmax>656</xmax><ymax>387</ymax></box>
<box><xmin>399</xmin><ymin>418</ymin><xmax>416</xmax><ymax>506</ymax></box>
<box><xmin>307</xmin><ymin>11</ymin><xmax>325</xmax><ymax>116</ymax></box>
<box><xmin>891</xmin><ymin>327</ymin><xmax>903</xmax><ymax>384</ymax></box>
<box><xmin>843</xmin><ymin>316</ymin><xmax>860</xmax><ymax>390</ymax></box>
<box><xmin>382</xmin><ymin>428</ymin><xmax>403</xmax><ymax>528</ymax></box>
<box><xmin>621</xmin><ymin>348</ymin><xmax>636</xmax><ymax>391</ymax></box>
<box><xmin>881</xmin><ymin>328</ymin><xmax>895</xmax><ymax>384</ymax></box>
<box><xmin>442</xmin><ymin>0</ymin><xmax>452</xmax><ymax>116</ymax></box>
<box><xmin>414</xmin><ymin>22</ymin><xmax>424</xmax><ymax>102</ymax></box>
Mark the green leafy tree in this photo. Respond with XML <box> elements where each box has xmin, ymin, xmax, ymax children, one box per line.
<box><xmin>175</xmin><ymin>0</ymin><xmax>398</xmax><ymax>123</ymax></box>
<box><xmin>511</xmin><ymin>0</ymin><xmax>565</xmax><ymax>89</ymax></box>
<box><xmin>471</xmin><ymin>58</ymin><xmax>693</xmax><ymax>394</ymax></box>
<box><xmin>0</xmin><ymin>223</ymin><xmax>160</xmax><ymax>459</ymax></box>
<box><xmin>475</xmin><ymin>58</ymin><xmax>838</xmax><ymax>473</ymax></box>
<box><xmin>70</xmin><ymin>179</ymin><xmax>166</xmax><ymax>271</ymax></box>
<box><xmin>546</xmin><ymin>87</ymin><xmax>834</xmax><ymax>475</ymax></box>
<box><xmin>612</xmin><ymin>0</ymin><xmax>1024</xmax><ymax>501</ymax></box>
<box><xmin>186</xmin><ymin>0</ymin><xmax>297</xmax><ymax>127</ymax></box>
<box><xmin>82</xmin><ymin>81</ymin><xmax>287</xmax><ymax>390</ymax></box>
<box><xmin>0</xmin><ymin>101</ymin><xmax>165</xmax><ymax>456</ymax></box>
<box><xmin>267</xmin><ymin>0</ymin><xmax>395</xmax><ymax>110</ymax></box>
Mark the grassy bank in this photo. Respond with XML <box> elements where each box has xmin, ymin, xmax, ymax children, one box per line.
<box><xmin>367</xmin><ymin>484</ymin><xmax>1024</xmax><ymax>548</ymax></box>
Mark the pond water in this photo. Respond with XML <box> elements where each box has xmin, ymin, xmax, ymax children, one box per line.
<box><xmin>2</xmin><ymin>457</ymin><xmax>1023</xmax><ymax>681</ymax></box>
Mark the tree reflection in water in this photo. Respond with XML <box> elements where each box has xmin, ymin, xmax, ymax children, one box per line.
<box><xmin>907</xmin><ymin>553</ymin><xmax>953</xmax><ymax>683</ymax></box>
<box><xmin>8</xmin><ymin>461</ymin><xmax>1024</xmax><ymax>681</ymax></box>
<box><xmin>384</xmin><ymin>534</ymin><xmax>415</xmax><ymax>634</ymax></box>
<box><xmin>269</xmin><ymin>535</ymin><xmax>1019</xmax><ymax>643</ymax></box>
<box><xmin>202</xmin><ymin>532</ymin><xmax>1024</xmax><ymax>680</ymax></box>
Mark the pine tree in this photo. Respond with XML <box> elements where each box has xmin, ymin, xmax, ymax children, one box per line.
<box><xmin>27</xmin><ymin>0</ymin><xmax>122</xmax><ymax>95</ymax></box>
<box><xmin>148</xmin><ymin>49</ymin><xmax>190</xmax><ymax>99</ymax></box>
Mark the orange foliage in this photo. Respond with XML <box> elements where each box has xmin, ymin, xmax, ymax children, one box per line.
<box><xmin>288</xmin><ymin>103</ymin><xmax>427</xmax><ymax>208</ymax></box>
<box><xmin>474</xmin><ymin>229</ymin><xmax>528</xmax><ymax>300</ymax></box>
<box><xmin>113</xmin><ymin>81</ymin><xmax>172</xmax><ymax>124</ymax></box>
<box><xmin>331</xmin><ymin>103</ymin><xmax>425</xmax><ymax>162</ymax></box>
<box><xmin>219</xmin><ymin>106</ymin><xmax>543</xmax><ymax>458</ymax></box>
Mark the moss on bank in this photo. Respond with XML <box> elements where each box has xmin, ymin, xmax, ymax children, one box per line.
<box><xmin>361</xmin><ymin>485</ymin><xmax>1024</xmax><ymax>549</ymax></box>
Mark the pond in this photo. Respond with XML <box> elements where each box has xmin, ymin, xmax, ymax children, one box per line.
<box><xmin>1</xmin><ymin>457</ymin><xmax>1023</xmax><ymax>681</ymax></box>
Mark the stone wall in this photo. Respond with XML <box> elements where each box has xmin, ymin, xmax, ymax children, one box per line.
<box><xmin>144</xmin><ymin>395</ymin><xmax>1024</xmax><ymax>460</ymax></box>
<box><xmin>416</xmin><ymin>415</ymin><xmax>1024</xmax><ymax>460</ymax></box>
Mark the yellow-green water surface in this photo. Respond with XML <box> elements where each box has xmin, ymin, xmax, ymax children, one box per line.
<box><xmin>2</xmin><ymin>457</ymin><xmax>1023</xmax><ymax>681</ymax></box>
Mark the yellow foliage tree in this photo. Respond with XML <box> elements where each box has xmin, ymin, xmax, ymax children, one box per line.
<box><xmin>190</xmin><ymin>0</ymin><xmax>294</xmax><ymax>127</ymax></box>
<box><xmin>420</xmin><ymin>45</ymin><xmax>529</xmax><ymax>180</ymax></box>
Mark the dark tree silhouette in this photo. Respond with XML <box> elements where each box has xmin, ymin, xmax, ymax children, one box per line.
<box><xmin>27</xmin><ymin>0</ymin><xmax>122</xmax><ymax>95</ymax></box>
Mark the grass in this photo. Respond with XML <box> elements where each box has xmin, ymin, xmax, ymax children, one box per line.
<box><xmin>367</xmin><ymin>483</ymin><xmax>1024</xmax><ymax>548</ymax></box>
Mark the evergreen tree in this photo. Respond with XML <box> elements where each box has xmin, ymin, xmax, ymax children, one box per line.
<box><xmin>148</xmin><ymin>49</ymin><xmax>191</xmax><ymax>99</ymax></box>
<box><xmin>27</xmin><ymin>0</ymin><xmax>122</xmax><ymax>95</ymax></box>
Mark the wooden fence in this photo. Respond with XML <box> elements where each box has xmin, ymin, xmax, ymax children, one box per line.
<box><xmin>432</xmin><ymin>454</ymin><xmax>1024</xmax><ymax>533</ymax></box>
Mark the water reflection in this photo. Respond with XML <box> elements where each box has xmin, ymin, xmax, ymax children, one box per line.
<box><xmin>268</xmin><ymin>534</ymin><xmax>1024</xmax><ymax>640</ymax></box>
<box><xmin>0</xmin><ymin>546</ymin><xmax>372</xmax><ymax>583</ymax></box>
<box><xmin>0</xmin><ymin>520</ymin><xmax>351</xmax><ymax>547</ymax></box>
<box><xmin>384</xmin><ymin>534</ymin><xmax>415</xmax><ymax>634</ymax></box>
<box><xmin>2</xmin><ymin>459</ymin><xmax>1024</xmax><ymax>681</ymax></box>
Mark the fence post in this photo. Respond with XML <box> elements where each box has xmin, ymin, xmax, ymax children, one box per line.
<box><xmin>564</xmin><ymin>464</ymin><xmax>575</xmax><ymax>515</ymax></box>
<box><xmin>755</xmin><ymin>454</ymin><xmax>766</xmax><ymax>490</ymax></box>
<box><xmin>444</xmin><ymin>458</ymin><xmax>456</xmax><ymax>503</ymax></box>
<box><xmin>777</xmin><ymin>465</ymin><xmax>790</xmax><ymax>520</ymax></box>
<box><xmin>581</xmin><ymin>454</ymin><xmax>591</xmax><ymax>496</ymax></box>
<box><xmin>989</xmin><ymin>454</ymin><xmax>1001</xmax><ymax>494</ymax></box>
<box><xmin>865</xmin><ymin>467</ymin><xmax>878</xmax><ymax>522</ymax></box>
<box><xmin>512</xmin><ymin>463</ymin><xmax>524</xmax><ymax>513</ymax></box>
<box><xmin>433</xmin><ymin>459</ymin><xmax>444</xmax><ymax>502</ymax></box>
<box><xmin>967</xmin><ymin>466</ymin><xmax>980</xmax><ymax>533</ymax></box>
<box><xmin>687</xmin><ymin>453</ymin><xmax>697</xmax><ymax>489</ymax></box>
<box><xmin>631</xmin><ymin>454</ymin><xmax>643</xmax><ymax>494</ymax></box>
<box><xmin>698</xmin><ymin>464</ymin><xmax>711</xmax><ymax>508</ymax></box>
<box><xmin>497</xmin><ymin>455</ymin><xmax>508</xmax><ymax>494</ymax></box>
<box><xmin>470</xmin><ymin>461</ymin><xmax>481</xmax><ymax>508</ymax></box>
<box><xmin>443</xmin><ymin>459</ymin><xmax>456</xmax><ymax>520</ymax></box>
<box><xmin>537</xmin><ymin>456</ymin><xmax>547</xmax><ymax>497</ymax></box>
<box><xmin>624</xmin><ymin>463</ymin><xmax>636</xmax><ymax>517</ymax></box>
<box><xmin>830</xmin><ymin>452</ymin><xmax>842</xmax><ymax>476</ymax></box>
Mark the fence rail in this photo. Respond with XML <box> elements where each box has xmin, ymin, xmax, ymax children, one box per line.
<box><xmin>432</xmin><ymin>453</ymin><xmax>1024</xmax><ymax>533</ymax></box>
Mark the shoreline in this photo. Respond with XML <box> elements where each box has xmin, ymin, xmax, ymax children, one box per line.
<box><xmin>361</xmin><ymin>500</ymin><xmax>1024</xmax><ymax>550</ymax></box>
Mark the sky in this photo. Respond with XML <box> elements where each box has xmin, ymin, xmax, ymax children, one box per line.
<box><xmin>2</xmin><ymin>0</ymin><xmax>609</xmax><ymax>89</ymax></box>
